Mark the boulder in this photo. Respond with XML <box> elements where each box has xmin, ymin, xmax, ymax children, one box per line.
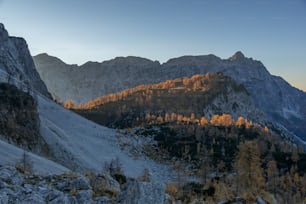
<box><xmin>117</xmin><ymin>179</ymin><xmax>167</xmax><ymax>204</ymax></box>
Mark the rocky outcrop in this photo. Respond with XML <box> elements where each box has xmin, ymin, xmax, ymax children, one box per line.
<box><xmin>0</xmin><ymin>165</ymin><xmax>168</xmax><ymax>204</ymax></box>
<box><xmin>34</xmin><ymin>52</ymin><xmax>306</xmax><ymax>141</ymax></box>
<box><xmin>0</xmin><ymin>83</ymin><xmax>48</xmax><ymax>154</ymax></box>
<box><xmin>117</xmin><ymin>179</ymin><xmax>167</xmax><ymax>204</ymax></box>
<box><xmin>0</xmin><ymin>165</ymin><xmax>93</xmax><ymax>204</ymax></box>
<box><xmin>0</xmin><ymin>23</ymin><xmax>49</xmax><ymax>97</ymax></box>
<box><xmin>0</xmin><ymin>24</ymin><xmax>8</xmax><ymax>42</ymax></box>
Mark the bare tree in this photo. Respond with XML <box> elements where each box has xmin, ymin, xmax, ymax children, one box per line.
<box><xmin>103</xmin><ymin>157</ymin><xmax>123</xmax><ymax>176</ymax></box>
<box><xmin>17</xmin><ymin>150</ymin><xmax>33</xmax><ymax>174</ymax></box>
<box><xmin>139</xmin><ymin>168</ymin><xmax>150</xmax><ymax>182</ymax></box>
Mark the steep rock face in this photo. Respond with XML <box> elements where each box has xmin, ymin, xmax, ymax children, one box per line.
<box><xmin>0</xmin><ymin>23</ymin><xmax>51</xmax><ymax>154</ymax></box>
<box><xmin>0</xmin><ymin>23</ymin><xmax>49</xmax><ymax>97</ymax></box>
<box><xmin>221</xmin><ymin>53</ymin><xmax>306</xmax><ymax>141</ymax></box>
<box><xmin>0</xmin><ymin>83</ymin><xmax>48</xmax><ymax>154</ymax></box>
<box><xmin>34</xmin><ymin>52</ymin><xmax>306</xmax><ymax>141</ymax></box>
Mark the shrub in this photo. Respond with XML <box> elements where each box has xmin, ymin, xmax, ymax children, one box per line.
<box><xmin>70</xmin><ymin>187</ymin><xmax>77</xmax><ymax>196</ymax></box>
<box><xmin>165</xmin><ymin>183</ymin><xmax>178</xmax><ymax>196</ymax></box>
<box><xmin>138</xmin><ymin>168</ymin><xmax>150</xmax><ymax>182</ymax></box>
<box><xmin>113</xmin><ymin>173</ymin><xmax>127</xmax><ymax>184</ymax></box>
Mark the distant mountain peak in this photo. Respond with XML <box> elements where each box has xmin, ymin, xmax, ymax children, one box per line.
<box><xmin>229</xmin><ymin>51</ymin><xmax>246</xmax><ymax>61</ymax></box>
<box><xmin>35</xmin><ymin>53</ymin><xmax>50</xmax><ymax>57</ymax></box>
<box><xmin>34</xmin><ymin>53</ymin><xmax>69</xmax><ymax>66</ymax></box>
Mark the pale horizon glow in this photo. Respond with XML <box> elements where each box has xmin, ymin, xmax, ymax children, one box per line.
<box><xmin>0</xmin><ymin>0</ymin><xmax>305</xmax><ymax>91</ymax></box>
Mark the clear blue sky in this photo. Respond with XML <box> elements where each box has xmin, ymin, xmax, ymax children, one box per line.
<box><xmin>1</xmin><ymin>0</ymin><xmax>305</xmax><ymax>91</ymax></box>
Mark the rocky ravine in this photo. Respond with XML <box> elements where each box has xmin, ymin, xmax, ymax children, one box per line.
<box><xmin>34</xmin><ymin>52</ymin><xmax>306</xmax><ymax>142</ymax></box>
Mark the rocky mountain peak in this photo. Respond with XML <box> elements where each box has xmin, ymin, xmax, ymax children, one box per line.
<box><xmin>0</xmin><ymin>23</ymin><xmax>9</xmax><ymax>42</ymax></box>
<box><xmin>34</xmin><ymin>53</ymin><xmax>68</xmax><ymax>66</ymax></box>
<box><xmin>229</xmin><ymin>51</ymin><xmax>246</xmax><ymax>61</ymax></box>
<box><xmin>35</xmin><ymin>53</ymin><xmax>50</xmax><ymax>58</ymax></box>
<box><xmin>106</xmin><ymin>56</ymin><xmax>160</xmax><ymax>66</ymax></box>
<box><xmin>0</xmin><ymin>23</ymin><xmax>50</xmax><ymax>97</ymax></box>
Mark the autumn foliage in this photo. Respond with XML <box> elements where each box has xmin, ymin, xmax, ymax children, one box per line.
<box><xmin>60</xmin><ymin>73</ymin><xmax>306</xmax><ymax>203</ymax></box>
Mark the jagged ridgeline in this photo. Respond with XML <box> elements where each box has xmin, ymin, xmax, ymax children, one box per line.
<box><xmin>73</xmin><ymin>73</ymin><xmax>261</xmax><ymax>128</ymax></box>
<box><xmin>34</xmin><ymin>52</ymin><xmax>306</xmax><ymax>142</ymax></box>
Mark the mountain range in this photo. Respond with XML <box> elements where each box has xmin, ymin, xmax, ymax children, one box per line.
<box><xmin>1</xmin><ymin>22</ymin><xmax>306</xmax><ymax>203</ymax></box>
<box><xmin>34</xmin><ymin>51</ymin><xmax>306</xmax><ymax>142</ymax></box>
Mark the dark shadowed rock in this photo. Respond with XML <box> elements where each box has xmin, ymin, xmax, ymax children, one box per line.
<box><xmin>0</xmin><ymin>83</ymin><xmax>48</xmax><ymax>154</ymax></box>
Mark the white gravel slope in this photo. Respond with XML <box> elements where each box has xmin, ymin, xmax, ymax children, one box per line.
<box><xmin>38</xmin><ymin>95</ymin><xmax>174</xmax><ymax>182</ymax></box>
<box><xmin>0</xmin><ymin>140</ymin><xmax>69</xmax><ymax>175</ymax></box>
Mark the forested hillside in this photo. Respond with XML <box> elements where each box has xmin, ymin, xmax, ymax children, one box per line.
<box><xmin>73</xmin><ymin>73</ymin><xmax>263</xmax><ymax>128</ymax></box>
<box><xmin>69</xmin><ymin>73</ymin><xmax>306</xmax><ymax>203</ymax></box>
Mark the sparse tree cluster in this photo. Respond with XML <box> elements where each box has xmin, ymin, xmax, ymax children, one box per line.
<box><xmin>59</xmin><ymin>73</ymin><xmax>306</xmax><ymax>203</ymax></box>
<box><xmin>136</xmin><ymin>117</ymin><xmax>306</xmax><ymax>203</ymax></box>
<box><xmin>69</xmin><ymin>73</ymin><xmax>240</xmax><ymax>111</ymax></box>
<box><xmin>234</xmin><ymin>141</ymin><xmax>264</xmax><ymax>201</ymax></box>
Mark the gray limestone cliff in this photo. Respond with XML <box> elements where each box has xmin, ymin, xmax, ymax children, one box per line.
<box><xmin>0</xmin><ymin>23</ymin><xmax>50</xmax><ymax>154</ymax></box>
<box><xmin>0</xmin><ymin>23</ymin><xmax>49</xmax><ymax>97</ymax></box>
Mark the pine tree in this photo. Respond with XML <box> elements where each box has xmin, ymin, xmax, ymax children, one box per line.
<box><xmin>164</xmin><ymin>112</ymin><xmax>170</xmax><ymax>122</ymax></box>
<box><xmin>267</xmin><ymin>159</ymin><xmax>278</xmax><ymax>196</ymax></box>
<box><xmin>220</xmin><ymin>114</ymin><xmax>234</xmax><ymax>126</ymax></box>
<box><xmin>64</xmin><ymin>100</ymin><xmax>74</xmax><ymax>109</ymax></box>
<box><xmin>291</xmin><ymin>147</ymin><xmax>299</xmax><ymax>164</ymax></box>
<box><xmin>234</xmin><ymin>141</ymin><xmax>264</xmax><ymax>201</ymax></box>
<box><xmin>19</xmin><ymin>150</ymin><xmax>33</xmax><ymax>174</ymax></box>
<box><xmin>200</xmin><ymin>116</ymin><xmax>208</xmax><ymax>126</ymax></box>
<box><xmin>236</xmin><ymin>116</ymin><xmax>246</xmax><ymax>127</ymax></box>
<box><xmin>198</xmin><ymin>147</ymin><xmax>211</xmax><ymax>186</ymax></box>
